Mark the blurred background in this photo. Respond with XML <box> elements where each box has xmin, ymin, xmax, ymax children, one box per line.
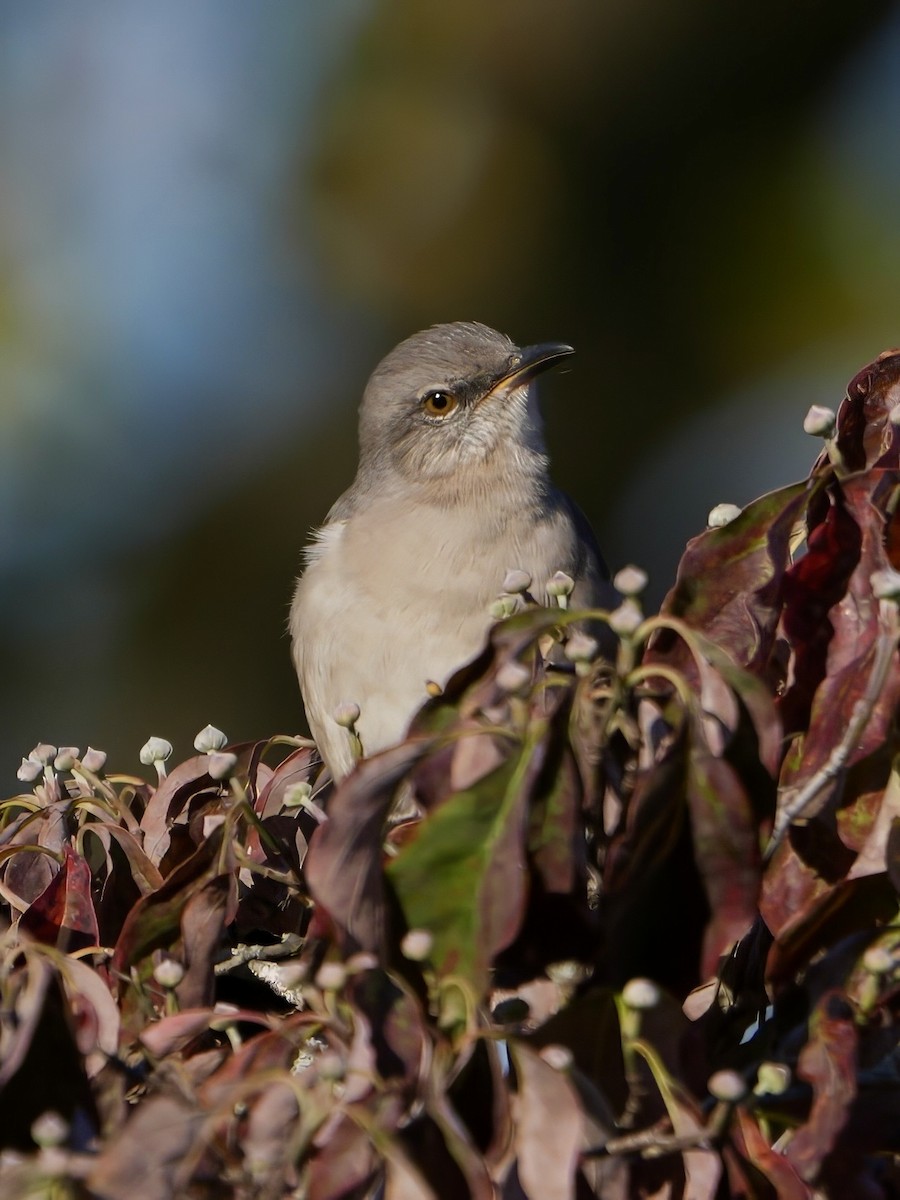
<box><xmin>1</xmin><ymin>0</ymin><xmax>898</xmax><ymax>780</ymax></box>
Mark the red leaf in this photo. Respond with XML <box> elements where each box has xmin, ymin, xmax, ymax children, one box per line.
<box><xmin>87</xmin><ymin>1094</ymin><xmax>205</xmax><ymax>1200</ymax></box>
<box><xmin>685</xmin><ymin>747</ymin><xmax>761</xmax><ymax>977</ymax></box>
<box><xmin>786</xmin><ymin>990</ymin><xmax>857</xmax><ymax>1181</ymax></box>
<box><xmin>733</xmin><ymin>1109</ymin><xmax>814</xmax><ymax>1199</ymax></box>
<box><xmin>306</xmin><ymin>740</ymin><xmax>433</xmax><ymax>956</ymax></box>
<box><xmin>20</xmin><ymin>846</ymin><xmax>99</xmax><ymax>952</ymax></box>
<box><xmin>652</xmin><ymin>480</ymin><xmax>813</xmax><ymax>679</ymax></box>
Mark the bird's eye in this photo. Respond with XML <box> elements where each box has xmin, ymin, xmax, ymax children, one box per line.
<box><xmin>422</xmin><ymin>389</ymin><xmax>458</xmax><ymax>418</ymax></box>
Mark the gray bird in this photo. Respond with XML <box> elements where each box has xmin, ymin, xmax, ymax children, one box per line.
<box><xmin>290</xmin><ymin>321</ymin><xmax>614</xmax><ymax>781</ymax></box>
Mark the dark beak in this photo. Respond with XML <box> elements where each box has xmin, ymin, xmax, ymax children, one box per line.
<box><xmin>493</xmin><ymin>341</ymin><xmax>575</xmax><ymax>391</ymax></box>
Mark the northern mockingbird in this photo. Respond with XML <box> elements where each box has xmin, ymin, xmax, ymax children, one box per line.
<box><xmin>291</xmin><ymin>321</ymin><xmax>614</xmax><ymax>781</ymax></box>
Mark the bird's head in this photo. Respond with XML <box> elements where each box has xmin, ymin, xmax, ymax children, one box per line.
<box><xmin>356</xmin><ymin>321</ymin><xmax>573</xmax><ymax>491</ymax></box>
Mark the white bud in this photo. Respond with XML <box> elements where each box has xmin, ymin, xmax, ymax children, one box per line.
<box><xmin>539</xmin><ymin>1044</ymin><xmax>574</xmax><ymax>1071</ymax></box>
<box><xmin>333</xmin><ymin>702</ymin><xmax>360</xmax><ymax>730</ymax></box>
<box><xmin>754</xmin><ymin>1062</ymin><xmax>791</xmax><ymax>1096</ymax></box>
<box><xmin>346</xmin><ymin>951</ymin><xmax>378</xmax><ymax>974</ymax></box>
<box><xmin>502</xmin><ymin>568</ymin><xmax>532</xmax><ymax>594</ymax></box>
<box><xmin>17</xmin><ymin>758</ymin><xmax>42</xmax><ymax>783</ymax></box>
<box><xmin>608</xmin><ymin>600</ymin><xmax>643</xmax><ymax>637</ymax></box>
<box><xmin>564</xmin><ymin>631</ymin><xmax>599</xmax><ymax>664</ymax></box>
<box><xmin>862</xmin><ymin>945</ymin><xmax>894</xmax><ymax>975</ymax></box>
<box><xmin>708</xmin><ymin>503</ymin><xmax>743</xmax><ymax>528</ymax></box>
<box><xmin>871</xmin><ymin>567</ymin><xmax>900</xmax><ymax>601</ymax></box>
<box><xmin>30</xmin><ymin>744</ymin><xmax>57</xmax><ymax>765</ymax></box>
<box><xmin>283</xmin><ymin>781</ymin><xmax>313</xmax><ymax>808</ymax></box>
<box><xmin>489</xmin><ymin>596</ymin><xmax>519</xmax><ymax>621</ymax></box>
<box><xmin>317</xmin><ymin>1051</ymin><xmax>346</xmax><ymax>1081</ymax></box>
<box><xmin>81</xmin><ymin>746</ymin><xmax>107</xmax><ymax>773</ymax></box>
<box><xmin>30</xmin><ymin>1112</ymin><xmax>69</xmax><ymax>1148</ymax></box>
<box><xmin>140</xmin><ymin>737</ymin><xmax>173</xmax><ymax>766</ymax></box>
<box><xmin>153</xmin><ymin>959</ymin><xmax>185</xmax><ymax>989</ymax></box>
<box><xmin>315</xmin><ymin>962</ymin><xmax>348</xmax><ymax>992</ymax></box>
<box><xmin>495</xmin><ymin>660</ymin><xmax>532</xmax><ymax>694</ymax></box>
<box><xmin>53</xmin><ymin>747</ymin><xmax>80</xmax><ymax>772</ymax></box>
<box><xmin>194</xmin><ymin>724</ymin><xmax>228</xmax><ymax>753</ymax></box>
<box><xmin>613</xmin><ymin>565</ymin><xmax>648</xmax><ymax>597</ymax></box>
<box><xmin>208</xmin><ymin>752</ymin><xmax>238</xmax><ymax>781</ymax></box>
<box><xmin>401</xmin><ymin>929</ymin><xmax>434</xmax><ymax>962</ymax></box>
<box><xmin>621</xmin><ymin>977</ymin><xmax>661</xmax><ymax>1010</ymax></box>
<box><xmin>546</xmin><ymin>571</ymin><xmax>575</xmax><ymax>599</ymax></box>
<box><xmin>707</xmin><ymin>1069</ymin><xmax>748</xmax><ymax>1103</ymax></box>
<box><xmin>803</xmin><ymin>404</ymin><xmax>836</xmax><ymax>438</ymax></box>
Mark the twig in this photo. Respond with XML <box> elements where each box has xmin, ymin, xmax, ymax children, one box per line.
<box><xmin>215</xmin><ymin>933</ymin><xmax>305</xmax><ymax>975</ymax></box>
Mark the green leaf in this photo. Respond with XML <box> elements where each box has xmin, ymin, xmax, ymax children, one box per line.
<box><xmin>388</xmin><ymin>724</ymin><xmax>548</xmax><ymax>999</ymax></box>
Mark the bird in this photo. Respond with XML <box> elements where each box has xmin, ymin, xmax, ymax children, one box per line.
<box><xmin>290</xmin><ymin>320</ymin><xmax>614</xmax><ymax>782</ymax></box>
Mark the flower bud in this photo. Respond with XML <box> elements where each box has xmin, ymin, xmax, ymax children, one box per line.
<box><xmin>495</xmin><ymin>660</ymin><xmax>532</xmax><ymax>694</ymax></box>
<box><xmin>315</xmin><ymin>962</ymin><xmax>348</xmax><ymax>992</ymax></box>
<box><xmin>803</xmin><ymin>404</ymin><xmax>836</xmax><ymax>438</ymax></box>
<box><xmin>283</xmin><ymin>781</ymin><xmax>313</xmax><ymax>808</ymax></box>
<box><xmin>140</xmin><ymin>736</ymin><xmax>173</xmax><ymax>766</ymax></box>
<box><xmin>862</xmin><ymin>945</ymin><xmax>894</xmax><ymax>975</ymax></box>
<box><xmin>208</xmin><ymin>752</ymin><xmax>238</xmax><ymax>781</ymax></box>
<box><xmin>707</xmin><ymin>1069</ymin><xmax>748</xmax><ymax>1103</ymax></box>
<box><xmin>81</xmin><ymin>747</ymin><xmax>107</xmax><ymax>773</ymax></box>
<box><xmin>333</xmin><ymin>702</ymin><xmax>361</xmax><ymax>730</ymax></box>
<box><xmin>30</xmin><ymin>1111</ymin><xmax>69</xmax><ymax>1149</ymax></box>
<box><xmin>502</xmin><ymin>568</ymin><xmax>532</xmax><ymax>594</ymax></box>
<box><xmin>53</xmin><ymin>747</ymin><xmax>80</xmax><ymax>772</ymax></box>
<box><xmin>754</xmin><ymin>1062</ymin><xmax>791</xmax><ymax>1095</ymax></box>
<box><xmin>613</xmin><ymin>565</ymin><xmax>648</xmax><ymax>597</ymax></box>
<box><xmin>400</xmin><ymin>929</ymin><xmax>434</xmax><ymax>962</ymax></box>
<box><xmin>489</xmin><ymin>596</ymin><xmax>519</xmax><ymax>621</ymax></box>
<box><xmin>346</xmin><ymin>951</ymin><xmax>378</xmax><ymax>974</ymax></box>
<box><xmin>17</xmin><ymin>758</ymin><xmax>42</xmax><ymax>783</ymax></box>
<box><xmin>564</xmin><ymin>631</ymin><xmax>599</xmax><ymax>664</ymax></box>
<box><xmin>30</xmin><ymin>744</ymin><xmax>57</xmax><ymax>766</ymax></box>
<box><xmin>708</xmin><ymin>503</ymin><xmax>742</xmax><ymax>528</ymax></box>
<box><xmin>608</xmin><ymin>600</ymin><xmax>643</xmax><ymax>637</ymax></box>
<box><xmin>194</xmin><ymin>724</ymin><xmax>227</xmax><ymax>753</ymax></box>
<box><xmin>153</xmin><ymin>959</ymin><xmax>185</xmax><ymax>989</ymax></box>
<box><xmin>621</xmin><ymin>977</ymin><xmax>661</xmax><ymax>1010</ymax></box>
<box><xmin>316</xmin><ymin>1051</ymin><xmax>345</xmax><ymax>1081</ymax></box>
<box><xmin>546</xmin><ymin>571</ymin><xmax>575</xmax><ymax>603</ymax></box>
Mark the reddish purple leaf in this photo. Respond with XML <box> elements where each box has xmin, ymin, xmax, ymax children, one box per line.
<box><xmin>733</xmin><ymin>1109</ymin><xmax>814</xmax><ymax>1199</ymax></box>
<box><xmin>20</xmin><ymin>846</ymin><xmax>99</xmax><ymax>952</ymax></box>
<box><xmin>786</xmin><ymin>991</ymin><xmax>857</xmax><ymax>1181</ymax></box>
<box><xmin>138</xmin><ymin>755</ymin><xmax>218</xmax><ymax>865</ymax></box>
<box><xmin>828</xmin><ymin>348</ymin><xmax>900</xmax><ymax>472</ymax></box>
<box><xmin>651</xmin><ymin>480</ymin><xmax>813</xmax><ymax>679</ymax></box>
<box><xmin>685</xmin><ymin>746</ymin><xmax>760</xmax><ymax>977</ymax></box>
<box><xmin>87</xmin><ymin>1094</ymin><xmax>205</xmax><ymax>1200</ymax></box>
<box><xmin>254</xmin><ymin>745</ymin><xmax>318</xmax><ymax>818</ymax></box>
<box><xmin>306</xmin><ymin>739</ymin><xmax>432</xmax><ymax>956</ymax></box>
<box><xmin>307</xmin><ymin>1112</ymin><xmax>379</xmax><ymax>1200</ymax></box>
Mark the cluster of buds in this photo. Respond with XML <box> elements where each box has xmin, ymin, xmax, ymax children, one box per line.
<box><xmin>16</xmin><ymin>743</ymin><xmax>108</xmax><ymax>803</ymax></box>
